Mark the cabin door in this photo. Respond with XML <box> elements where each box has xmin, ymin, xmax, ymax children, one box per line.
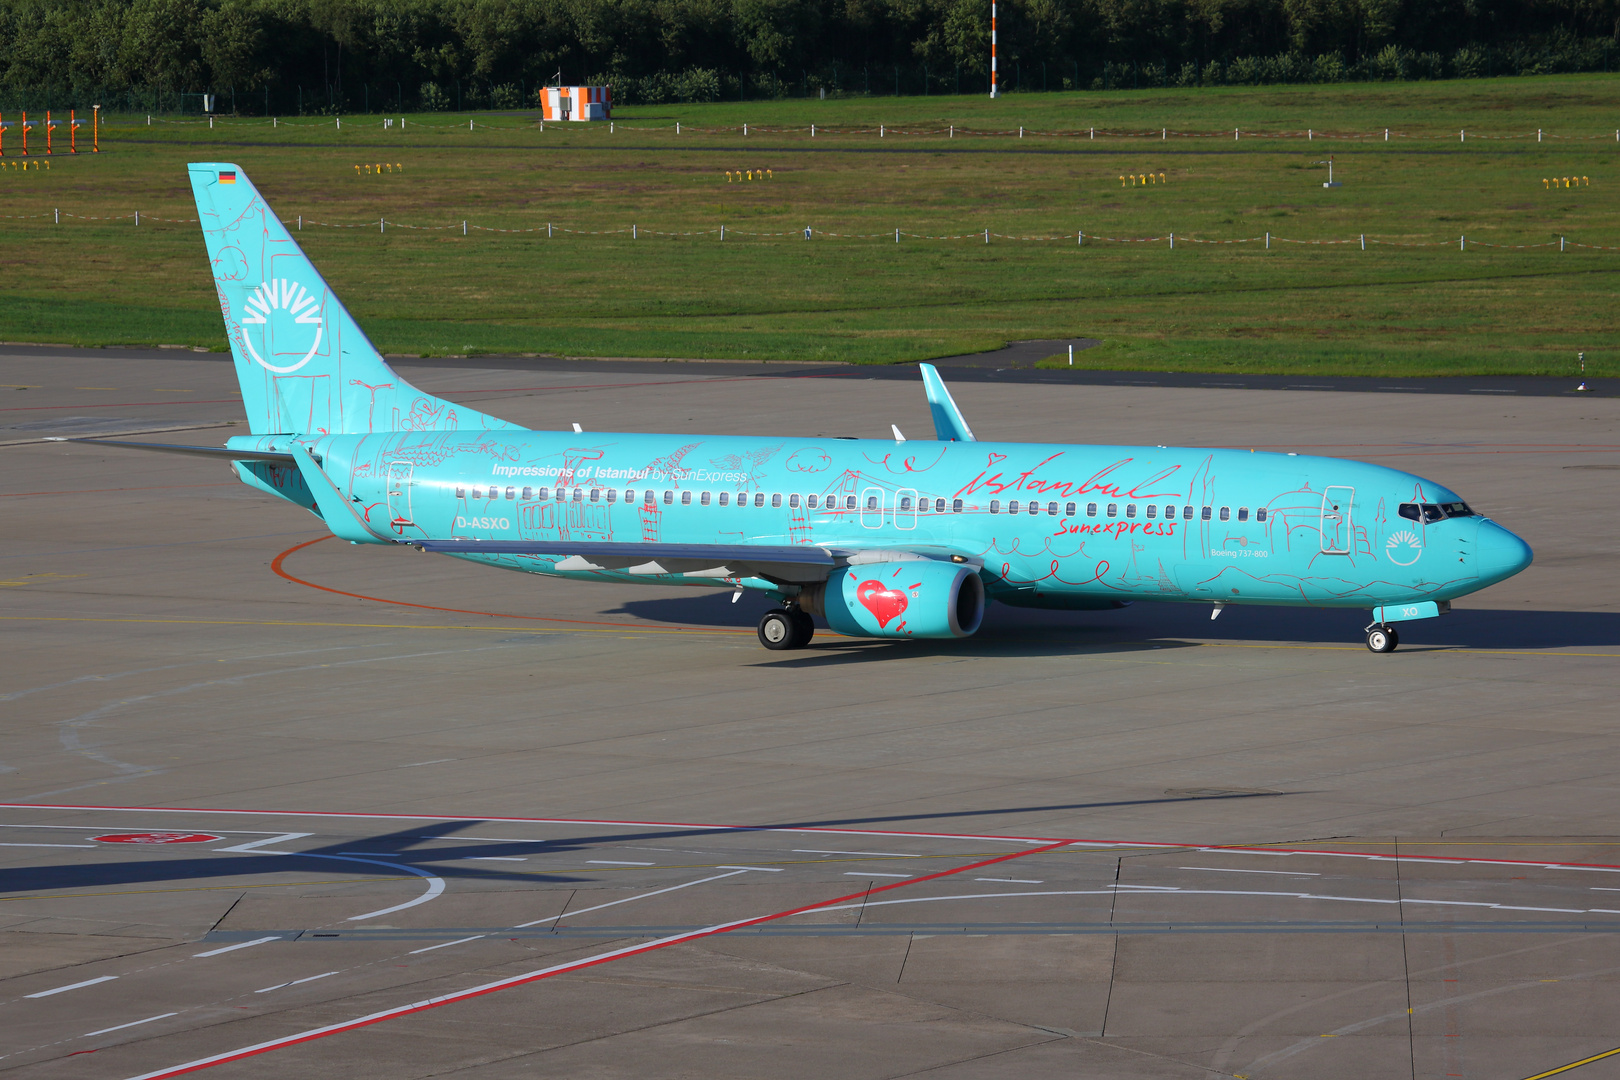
<box><xmin>1320</xmin><ymin>486</ymin><xmax>1353</xmax><ymax>553</ymax></box>
<box><xmin>387</xmin><ymin>461</ymin><xmax>415</xmax><ymax>527</ymax></box>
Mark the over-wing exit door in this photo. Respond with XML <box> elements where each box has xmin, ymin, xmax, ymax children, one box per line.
<box><xmin>1320</xmin><ymin>486</ymin><xmax>1353</xmax><ymax>553</ymax></box>
<box><xmin>387</xmin><ymin>461</ymin><xmax>415</xmax><ymax>527</ymax></box>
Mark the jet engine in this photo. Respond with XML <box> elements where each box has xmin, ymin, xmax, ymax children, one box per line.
<box><xmin>800</xmin><ymin>560</ymin><xmax>985</xmax><ymax>639</ymax></box>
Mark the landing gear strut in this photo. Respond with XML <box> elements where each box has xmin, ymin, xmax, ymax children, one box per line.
<box><xmin>758</xmin><ymin>607</ymin><xmax>815</xmax><ymax>650</ymax></box>
<box><xmin>1365</xmin><ymin>623</ymin><xmax>1399</xmax><ymax>653</ymax></box>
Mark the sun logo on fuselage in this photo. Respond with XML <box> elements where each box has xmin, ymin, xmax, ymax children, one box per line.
<box><xmin>239</xmin><ymin>278</ymin><xmax>324</xmax><ymax>373</ymax></box>
<box><xmin>1385</xmin><ymin>529</ymin><xmax>1423</xmax><ymax>566</ymax></box>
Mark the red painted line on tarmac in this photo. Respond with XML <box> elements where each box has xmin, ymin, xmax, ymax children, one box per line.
<box><xmin>0</xmin><ymin>483</ymin><xmax>234</xmax><ymax>498</ymax></box>
<box><xmin>270</xmin><ymin>536</ymin><xmax>750</xmax><ymax>635</ymax></box>
<box><xmin>119</xmin><ymin>840</ymin><xmax>1072</xmax><ymax>1080</ymax></box>
<box><xmin>0</xmin><ymin>400</ymin><xmax>239</xmax><ymax>412</ymax></box>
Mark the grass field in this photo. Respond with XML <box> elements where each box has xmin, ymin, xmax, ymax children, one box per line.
<box><xmin>4</xmin><ymin>75</ymin><xmax>1618</xmax><ymax>375</ymax></box>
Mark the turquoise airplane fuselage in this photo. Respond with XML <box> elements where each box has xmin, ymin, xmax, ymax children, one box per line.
<box><xmin>69</xmin><ymin>161</ymin><xmax>1531</xmax><ymax>654</ymax></box>
<box><xmin>227</xmin><ymin>428</ymin><xmax>1527</xmax><ymax>611</ymax></box>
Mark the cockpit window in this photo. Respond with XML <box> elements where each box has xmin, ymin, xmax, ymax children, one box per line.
<box><xmin>1399</xmin><ymin>501</ymin><xmax>1476</xmax><ymax>523</ymax></box>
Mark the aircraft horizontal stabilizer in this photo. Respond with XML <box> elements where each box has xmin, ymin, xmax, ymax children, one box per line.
<box><xmin>54</xmin><ymin>437</ymin><xmax>297</xmax><ymax>463</ymax></box>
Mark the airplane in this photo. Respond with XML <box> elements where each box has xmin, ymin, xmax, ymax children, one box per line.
<box><xmin>65</xmin><ymin>163</ymin><xmax>1533</xmax><ymax>653</ymax></box>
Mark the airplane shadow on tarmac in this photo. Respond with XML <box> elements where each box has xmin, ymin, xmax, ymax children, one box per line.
<box><xmin>613</xmin><ymin>591</ymin><xmax>1620</xmax><ymax>653</ymax></box>
<box><xmin>2</xmin><ymin>793</ymin><xmax>1298</xmax><ymax>900</ymax></box>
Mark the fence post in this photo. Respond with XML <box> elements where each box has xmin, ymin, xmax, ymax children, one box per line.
<box><xmin>1170</xmin><ymin>232</ymin><xmax>1174</xmax><ymax>249</ymax></box>
<box><xmin>880</xmin><ymin>124</ymin><xmax>884</xmax><ymax>137</ymax></box>
<box><xmin>1265</xmin><ymin>231</ymin><xmax>1269</xmax><ymax>249</ymax></box>
<box><xmin>743</xmin><ymin>123</ymin><xmax>747</xmax><ymax>136</ymax></box>
<box><xmin>811</xmin><ymin>124</ymin><xmax>815</xmax><ymax>137</ymax></box>
<box><xmin>1077</xmin><ymin>229</ymin><xmax>1082</xmax><ymax>247</ymax></box>
<box><xmin>55</xmin><ymin>208</ymin><xmax>59</xmax><ymax>224</ymax></box>
<box><xmin>1561</xmin><ymin>236</ymin><xmax>1566</xmax><ymax>251</ymax></box>
<box><xmin>1162</xmin><ymin>127</ymin><xmax>1166</xmax><ymax>140</ymax></box>
<box><xmin>1020</xmin><ymin>126</ymin><xmax>1024</xmax><ymax>138</ymax></box>
<box><xmin>1460</xmin><ymin>234</ymin><xmax>1465</xmax><ymax>250</ymax></box>
<box><xmin>298</xmin><ymin>215</ymin><xmax>301</xmax><ymax>231</ymax></box>
<box><xmin>1308</xmin><ymin>128</ymin><xmax>1312</xmax><ymax>140</ymax></box>
<box><xmin>895</xmin><ymin>227</ymin><xmax>900</xmax><ymax>243</ymax></box>
<box><xmin>1384</xmin><ymin>128</ymin><xmax>1388</xmax><ymax>141</ymax></box>
<box><xmin>463</xmin><ymin>220</ymin><xmax>467</xmax><ymax>235</ymax></box>
<box><xmin>1538</xmin><ymin>128</ymin><xmax>1542</xmax><ymax>142</ymax></box>
<box><xmin>135</xmin><ymin>211</ymin><xmax>139</xmax><ymax>226</ymax></box>
<box><xmin>1090</xmin><ymin>126</ymin><xmax>1094</xmax><ymax>140</ymax></box>
<box><xmin>548</xmin><ymin>222</ymin><xmax>552</xmax><ymax>237</ymax></box>
<box><xmin>949</xmin><ymin>125</ymin><xmax>953</xmax><ymax>138</ymax></box>
<box><xmin>1360</xmin><ymin>234</ymin><xmax>1365</xmax><ymax>250</ymax></box>
<box><xmin>1460</xmin><ymin>129</ymin><xmax>1465</xmax><ymax>142</ymax></box>
<box><xmin>676</xmin><ymin>121</ymin><xmax>680</xmax><ymax>134</ymax></box>
<box><xmin>984</xmin><ymin>228</ymin><xmax>989</xmax><ymax>244</ymax></box>
<box><xmin>380</xmin><ymin>217</ymin><xmax>384</xmax><ymax>233</ymax></box>
<box><xmin>1234</xmin><ymin>127</ymin><xmax>1238</xmax><ymax>140</ymax></box>
<box><xmin>720</xmin><ymin>225</ymin><xmax>725</xmax><ymax>240</ymax></box>
<box><xmin>633</xmin><ymin>224</ymin><xmax>637</xmax><ymax>239</ymax></box>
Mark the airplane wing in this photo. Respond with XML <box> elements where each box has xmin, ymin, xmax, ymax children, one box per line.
<box><xmin>410</xmin><ymin>539</ymin><xmax>978</xmax><ymax>585</ymax></box>
<box><xmin>52</xmin><ymin>437</ymin><xmax>297</xmax><ymax>464</ymax></box>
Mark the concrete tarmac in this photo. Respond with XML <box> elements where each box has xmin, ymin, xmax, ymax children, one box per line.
<box><xmin>2</xmin><ymin>348</ymin><xmax>1619</xmax><ymax>1080</ymax></box>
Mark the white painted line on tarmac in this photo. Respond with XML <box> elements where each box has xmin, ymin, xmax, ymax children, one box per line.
<box><xmin>516</xmin><ymin>869</ymin><xmax>751</xmax><ymax>929</ymax></box>
<box><xmin>975</xmin><ymin>878</ymin><xmax>1043</xmax><ymax>884</ymax></box>
<box><xmin>398</xmin><ymin>759</ymin><xmax>459</xmax><ymax>768</ymax></box>
<box><xmin>846</xmin><ymin>872</ymin><xmax>911</xmax><ymax>878</ymax></box>
<box><xmin>255</xmin><ymin>972</ymin><xmax>336</xmax><ymax>994</ymax></box>
<box><xmin>1181</xmin><ymin>866</ymin><xmax>1322</xmax><ymax>876</ymax></box>
<box><xmin>465</xmin><ymin>856</ymin><xmax>525</xmax><ymax>862</ymax></box>
<box><xmin>794</xmin><ymin>849</ymin><xmax>920</xmax><ymax>858</ymax></box>
<box><xmin>84</xmin><ymin>1013</ymin><xmax>177</xmax><ymax>1037</ymax></box>
<box><xmin>26</xmin><ymin>975</ymin><xmax>118</xmax><ymax>998</ymax></box>
<box><xmin>588</xmin><ymin>860</ymin><xmax>654</xmax><ymax>866</ymax></box>
<box><xmin>409</xmin><ymin>936</ymin><xmax>485</xmax><ymax>955</ymax></box>
<box><xmin>288</xmin><ymin>854</ymin><xmax>447</xmax><ymax>922</ymax></box>
<box><xmin>213</xmin><ymin>832</ymin><xmax>313</xmax><ymax>853</ymax></box>
<box><xmin>0</xmin><ymin>842</ymin><xmax>96</xmax><ymax>848</ymax></box>
<box><xmin>718</xmin><ymin>865</ymin><xmax>781</xmax><ymax>872</ymax></box>
<box><xmin>194</xmin><ymin>936</ymin><xmax>281</xmax><ymax>957</ymax></box>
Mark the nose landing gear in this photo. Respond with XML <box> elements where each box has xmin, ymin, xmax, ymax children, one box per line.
<box><xmin>1365</xmin><ymin>623</ymin><xmax>1399</xmax><ymax>653</ymax></box>
<box><xmin>758</xmin><ymin>606</ymin><xmax>815</xmax><ymax>650</ymax></box>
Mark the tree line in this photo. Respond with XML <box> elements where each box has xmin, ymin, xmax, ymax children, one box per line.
<box><xmin>2</xmin><ymin>0</ymin><xmax>1616</xmax><ymax>112</ymax></box>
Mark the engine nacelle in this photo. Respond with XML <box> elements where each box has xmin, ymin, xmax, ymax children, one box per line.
<box><xmin>801</xmin><ymin>560</ymin><xmax>985</xmax><ymax>639</ymax></box>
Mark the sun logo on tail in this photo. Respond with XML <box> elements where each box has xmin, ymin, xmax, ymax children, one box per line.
<box><xmin>239</xmin><ymin>278</ymin><xmax>324</xmax><ymax>373</ymax></box>
<box><xmin>1385</xmin><ymin>529</ymin><xmax>1423</xmax><ymax>566</ymax></box>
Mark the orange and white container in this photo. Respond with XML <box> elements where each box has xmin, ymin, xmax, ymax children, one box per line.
<box><xmin>540</xmin><ymin>86</ymin><xmax>611</xmax><ymax>122</ymax></box>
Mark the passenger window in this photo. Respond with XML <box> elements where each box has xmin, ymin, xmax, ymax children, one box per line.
<box><xmin>807</xmin><ymin>494</ymin><xmax>818</xmax><ymax>509</ymax></box>
<box><xmin>620</xmin><ymin>489</ymin><xmax>631</xmax><ymax>503</ymax></box>
<box><xmin>1182</xmin><ymin>505</ymin><xmax>1192</xmax><ymax>519</ymax></box>
<box><xmin>572</xmin><ymin>488</ymin><xmax>583</xmax><ymax>503</ymax></box>
<box><xmin>538</xmin><ymin>487</ymin><xmax>549</xmax><ymax>500</ymax></box>
<box><xmin>681</xmin><ymin>490</ymin><xmax>692</xmax><ymax>505</ymax></box>
<box><xmin>1256</xmin><ymin>507</ymin><xmax>1267</xmax><ymax>522</ymax></box>
<box><xmin>1164</xmin><ymin>505</ymin><xmax>1174</xmax><ymax>519</ymax></box>
<box><xmin>990</xmin><ymin>500</ymin><xmax>1001</xmax><ymax>514</ymax></box>
<box><xmin>1047</xmin><ymin>502</ymin><xmax>1058</xmax><ymax>516</ymax></box>
<box><xmin>588</xmin><ymin>488</ymin><xmax>599</xmax><ymax>502</ymax></box>
<box><xmin>756</xmin><ymin>493</ymin><xmax>768</xmax><ymax>508</ymax></box>
<box><xmin>644</xmin><ymin>490</ymin><xmax>655</xmax><ymax>507</ymax></box>
<box><xmin>1219</xmin><ymin>506</ymin><xmax>1230</xmax><ymax>521</ymax></box>
<box><xmin>864</xmin><ymin>494</ymin><xmax>877</xmax><ymax>510</ymax></box>
<box><xmin>1125</xmin><ymin>504</ymin><xmax>1137</xmax><ymax>519</ymax></box>
<box><xmin>1107</xmin><ymin>503</ymin><xmax>1117</xmax><ymax>518</ymax></box>
<box><xmin>1066</xmin><ymin>502</ymin><xmax>1077</xmax><ymax>516</ymax></box>
<box><xmin>1201</xmin><ymin>506</ymin><xmax>1212</xmax><ymax>520</ymax></box>
<box><xmin>1145</xmin><ymin>505</ymin><xmax>1157</xmax><ymax>519</ymax></box>
<box><xmin>845</xmin><ymin>495</ymin><xmax>857</xmax><ymax>509</ymax></box>
<box><xmin>936</xmin><ymin>498</ymin><xmax>947</xmax><ymax>513</ymax></box>
<box><xmin>664</xmin><ymin>490</ymin><xmax>674</xmax><ymax>505</ymax></box>
<box><xmin>898</xmin><ymin>496</ymin><xmax>912</xmax><ymax>511</ymax></box>
<box><xmin>719</xmin><ymin>492</ymin><xmax>729</xmax><ymax>506</ymax></box>
<box><xmin>701</xmin><ymin>491</ymin><xmax>711</xmax><ymax>506</ymax></box>
<box><xmin>771</xmin><ymin>493</ymin><xmax>782</xmax><ymax>508</ymax></box>
<box><xmin>789</xmin><ymin>494</ymin><xmax>800</xmax><ymax>509</ymax></box>
<box><xmin>1087</xmin><ymin>503</ymin><xmax>1097</xmax><ymax>517</ymax></box>
<box><xmin>1237</xmin><ymin>507</ymin><xmax>1249</xmax><ymax>521</ymax></box>
<box><xmin>455</xmin><ymin>486</ymin><xmax>465</xmax><ymax>499</ymax></box>
<box><xmin>1008</xmin><ymin>500</ymin><xmax>1020</xmax><ymax>514</ymax></box>
<box><xmin>521</xmin><ymin>486</ymin><xmax>532</xmax><ymax>500</ymax></box>
<box><xmin>952</xmin><ymin>499</ymin><xmax>964</xmax><ymax>513</ymax></box>
<box><xmin>606</xmin><ymin>488</ymin><xmax>617</xmax><ymax>503</ymax></box>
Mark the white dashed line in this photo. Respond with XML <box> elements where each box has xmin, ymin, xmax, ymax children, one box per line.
<box><xmin>193</xmin><ymin>936</ymin><xmax>281</xmax><ymax>958</ymax></box>
<box><xmin>975</xmin><ymin>878</ymin><xmax>1044</xmax><ymax>884</ymax></box>
<box><xmin>256</xmin><ymin>971</ymin><xmax>337</xmax><ymax>993</ymax></box>
<box><xmin>409</xmin><ymin>936</ymin><xmax>486</xmax><ymax>954</ymax></box>
<box><xmin>83</xmin><ymin>1012</ymin><xmax>177</xmax><ymax>1037</ymax></box>
<box><xmin>26</xmin><ymin>975</ymin><xmax>118</xmax><ymax>998</ymax></box>
<box><xmin>794</xmin><ymin>849</ymin><xmax>921</xmax><ymax>858</ymax></box>
<box><xmin>1180</xmin><ymin>866</ymin><xmax>1321</xmax><ymax>876</ymax></box>
<box><xmin>0</xmin><ymin>842</ymin><xmax>96</xmax><ymax>849</ymax></box>
<box><xmin>846</xmin><ymin>872</ymin><xmax>911</xmax><ymax>878</ymax></box>
<box><xmin>465</xmin><ymin>856</ymin><xmax>526</xmax><ymax>862</ymax></box>
<box><xmin>718</xmin><ymin>865</ymin><xmax>782</xmax><ymax>872</ymax></box>
<box><xmin>587</xmin><ymin>860</ymin><xmax>654</xmax><ymax>866</ymax></box>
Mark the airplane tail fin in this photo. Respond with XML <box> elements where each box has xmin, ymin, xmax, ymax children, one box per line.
<box><xmin>187</xmin><ymin>162</ymin><xmax>518</xmax><ymax>436</ymax></box>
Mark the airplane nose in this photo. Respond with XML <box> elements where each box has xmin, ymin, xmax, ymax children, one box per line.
<box><xmin>1476</xmin><ymin>520</ymin><xmax>1533</xmax><ymax>583</ymax></box>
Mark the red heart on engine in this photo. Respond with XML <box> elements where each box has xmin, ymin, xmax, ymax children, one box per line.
<box><xmin>856</xmin><ymin>579</ymin><xmax>909</xmax><ymax>628</ymax></box>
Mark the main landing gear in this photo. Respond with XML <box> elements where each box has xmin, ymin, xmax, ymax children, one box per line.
<box><xmin>1365</xmin><ymin>623</ymin><xmax>1400</xmax><ymax>654</ymax></box>
<box><xmin>759</xmin><ymin>607</ymin><xmax>815</xmax><ymax>650</ymax></box>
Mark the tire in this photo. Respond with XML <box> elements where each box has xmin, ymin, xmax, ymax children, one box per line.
<box><xmin>789</xmin><ymin>609</ymin><xmax>815</xmax><ymax>648</ymax></box>
<box><xmin>1366</xmin><ymin>625</ymin><xmax>1398</xmax><ymax>653</ymax></box>
<box><xmin>758</xmin><ymin>610</ymin><xmax>796</xmax><ymax>650</ymax></box>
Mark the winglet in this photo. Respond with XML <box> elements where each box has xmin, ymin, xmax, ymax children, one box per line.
<box><xmin>919</xmin><ymin>364</ymin><xmax>975</xmax><ymax>442</ymax></box>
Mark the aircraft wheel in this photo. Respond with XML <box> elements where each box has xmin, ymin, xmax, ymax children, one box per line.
<box><xmin>758</xmin><ymin>610</ymin><xmax>798</xmax><ymax>650</ymax></box>
<box><xmin>1366</xmin><ymin>625</ymin><xmax>1399</xmax><ymax>653</ymax></box>
<box><xmin>789</xmin><ymin>609</ymin><xmax>815</xmax><ymax>647</ymax></box>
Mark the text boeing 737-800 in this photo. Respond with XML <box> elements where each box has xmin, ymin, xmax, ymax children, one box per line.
<box><xmin>63</xmin><ymin>164</ymin><xmax>1533</xmax><ymax>653</ymax></box>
